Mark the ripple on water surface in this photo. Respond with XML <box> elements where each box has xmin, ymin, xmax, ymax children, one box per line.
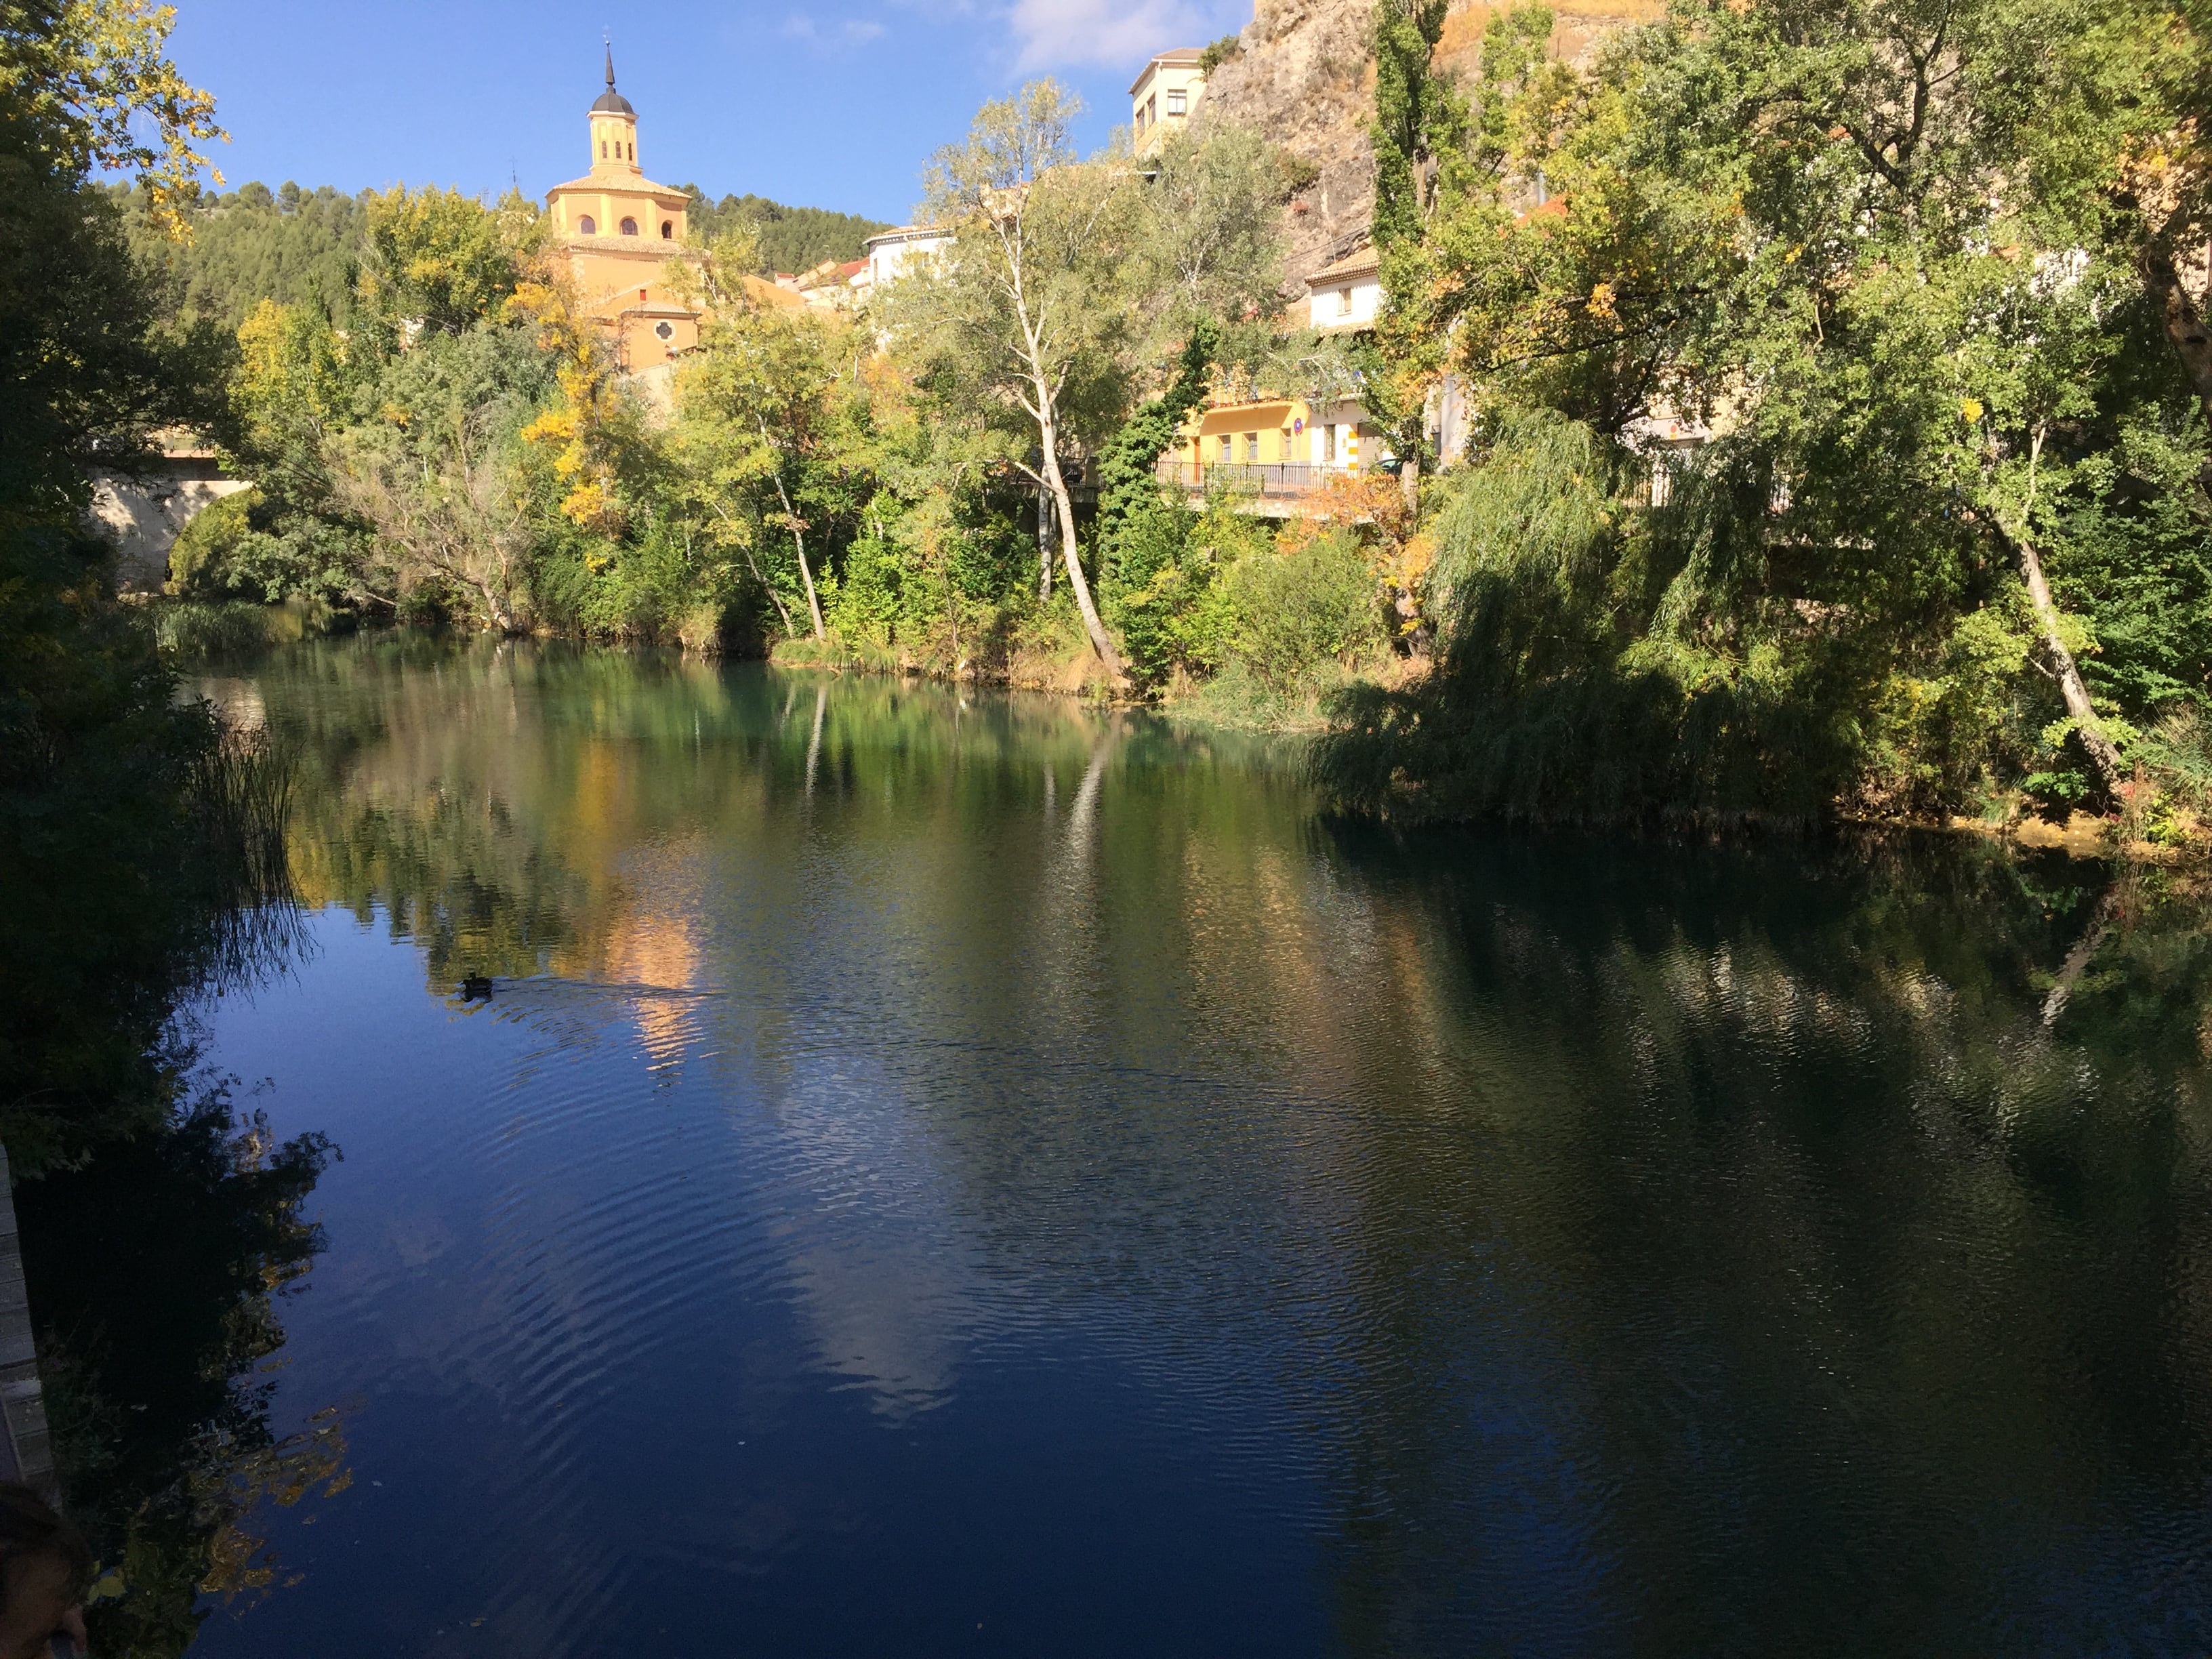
<box><xmin>157</xmin><ymin>642</ymin><xmax>2212</xmax><ymax>1659</ymax></box>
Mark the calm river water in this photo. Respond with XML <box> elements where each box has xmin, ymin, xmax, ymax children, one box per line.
<box><xmin>146</xmin><ymin>639</ymin><xmax>2212</xmax><ymax>1654</ymax></box>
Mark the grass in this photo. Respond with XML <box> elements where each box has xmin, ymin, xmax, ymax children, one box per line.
<box><xmin>153</xmin><ymin>600</ymin><xmax>305</xmax><ymax>664</ymax></box>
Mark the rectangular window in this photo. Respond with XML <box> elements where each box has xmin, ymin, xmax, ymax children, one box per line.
<box><xmin>1217</xmin><ymin>434</ymin><xmax>1232</xmax><ymax>463</ymax></box>
<box><xmin>1337</xmin><ymin>287</ymin><xmax>1353</xmax><ymax>318</ymax></box>
<box><xmin>1167</xmin><ymin>89</ymin><xmax>1186</xmax><ymax>116</ymax></box>
<box><xmin>1148</xmin><ymin>95</ymin><xmax>1158</xmax><ymax>126</ymax></box>
<box><xmin>1244</xmin><ymin>432</ymin><xmax>1259</xmax><ymax>462</ymax></box>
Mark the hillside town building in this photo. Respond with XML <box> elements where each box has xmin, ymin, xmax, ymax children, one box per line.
<box><xmin>1165</xmin><ymin>241</ymin><xmax>1394</xmax><ymax>501</ymax></box>
<box><xmin>541</xmin><ymin>53</ymin><xmax>807</xmax><ymax>371</ymax></box>
<box><xmin>541</xmin><ymin>52</ymin><xmax>705</xmax><ymax>369</ymax></box>
<box><xmin>1303</xmin><ymin>245</ymin><xmax>1382</xmax><ymax>332</ymax></box>
<box><xmin>1131</xmin><ymin>49</ymin><xmax>1208</xmax><ymax>159</ymax></box>
<box><xmin>863</xmin><ymin>225</ymin><xmax>951</xmax><ymax>291</ymax></box>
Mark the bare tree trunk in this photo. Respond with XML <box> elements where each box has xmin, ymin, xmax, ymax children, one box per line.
<box><xmin>711</xmin><ymin>499</ymin><xmax>795</xmax><ymax>636</ymax></box>
<box><xmin>2010</xmin><ymin>525</ymin><xmax>2125</xmax><ymax>800</ymax></box>
<box><xmin>1040</xmin><ymin>427</ymin><xmax>1121</xmax><ymax>682</ymax></box>
<box><xmin>760</xmin><ymin>417</ymin><xmax>825</xmax><ymax>639</ymax></box>
<box><xmin>1036</xmin><ymin>483</ymin><xmax>1054</xmax><ymax>602</ymax></box>
<box><xmin>1399</xmin><ymin>451</ymin><xmax>1420</xmax><ymax>517</ymax></box>
<box><xmin>788</xmin><ymin>498</ymin><xmax>826</xmax><ymax>640</ymax></box>
<box><xmin>2005</xmin><ymin>425</ymin><xmax>2125</xmax><ymax>801</ymax></box>
<box><xmin>477</xmin><ymin>581</ymin><xmax>514</xmax><ymax>634</ymax></box>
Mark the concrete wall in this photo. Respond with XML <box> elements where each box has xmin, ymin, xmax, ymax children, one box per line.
<box><xmin>85</xmin><ymin>455</ymin><xmax>252</xmax><ymax>594</ymax></box>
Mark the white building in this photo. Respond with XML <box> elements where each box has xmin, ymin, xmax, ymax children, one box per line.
<box><xmin>863</xmin><ymin>225</ymin><xmax>950</xmax><ymax>291</ymax></box>
<box><xmin>1305</xmin><ymin>245</ymin><xmax>1383</xmax><ymax>333</ymax></box>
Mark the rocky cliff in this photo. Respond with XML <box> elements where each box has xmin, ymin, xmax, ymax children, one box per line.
<box><xmin>1193</xmin><ymin>0</ymin><xmax>1664</xmax><ymax>293</ymax></box>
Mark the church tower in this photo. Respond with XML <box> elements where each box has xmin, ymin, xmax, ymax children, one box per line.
<box><xmin>543</xmin><ymin>49</ymin><xmax>701</xmax><ymax>371</ymax></box>
<box><xmin>588</xmin><ymin>47</ymin><xmax>641</xmax><ymax>178</ymax></box>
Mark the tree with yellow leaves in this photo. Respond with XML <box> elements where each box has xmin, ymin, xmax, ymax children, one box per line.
<box><xmin>0</xmin><ymin>0</ymin><xmax>224</xmax><ymax>233</ymax></box>
<box><xmin>512</xmin><ymin>274</ymin><xmax>647</xmax><ymax>539</ymax></box>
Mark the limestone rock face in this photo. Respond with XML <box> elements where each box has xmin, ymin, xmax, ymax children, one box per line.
<box><xmin>1193</xmin><ymin>0</ymin><xmax>1665</xmax><ymax>295</ymax></box>
<box><xmin>1192</xmin><ymin>0</ymin><xmax>1381</xmax><ymax>294</ymax></box>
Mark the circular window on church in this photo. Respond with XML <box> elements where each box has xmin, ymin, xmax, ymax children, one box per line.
<box><xmin>655</xmin><ymin>321</ymin><xmax>674</xmax><ymax>342</ymax></box>
<box><xmin>620</xmin><ymin>217</ymin><xmax>639</xmax><ymax>237</ymax></box>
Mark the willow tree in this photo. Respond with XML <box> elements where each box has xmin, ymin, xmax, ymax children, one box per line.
<box><xmin>1331</xmin><ymin>0</ymin><xmax>2212</xmax><ymax>821</ymax></box>
<box><xmin>892</xmin><ymin>81</ymin><xmax>1143</xmax><ymax>679</ymax></box>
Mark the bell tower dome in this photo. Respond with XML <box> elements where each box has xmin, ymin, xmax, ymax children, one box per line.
<box><xmin>589</xmin><ymin>45</ymin><xmax>640</xmax><ymax>176</ymax></box>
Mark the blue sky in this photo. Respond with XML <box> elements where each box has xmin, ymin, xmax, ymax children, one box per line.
<box><xmin>163</xmin><ymin>0</ymin><xmax>1251</xmax><ymax>225</ymax></box>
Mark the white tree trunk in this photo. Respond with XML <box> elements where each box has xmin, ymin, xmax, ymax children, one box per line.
<box><xmin>2011</xmin><ymin>527</ymin><xmax>2125</xmax><ymax>800</ymax></box>
<box><xmin>1037</xmin><ymin>483</ymin><xmax>1054</xmax><ymax>602</ymax></box>
<box><xmin>1039</xmin><ymin>429</ymin><xmax>1121</xmax><ymax>682</ymax></box>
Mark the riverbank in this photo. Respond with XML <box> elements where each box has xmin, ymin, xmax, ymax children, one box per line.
<box><xmin>159</xmin><ymin>609</ymin><xmax>2211</xmax><ymax>861</ymax></box>
<box><xmin>766</xmin><ymin>624</ymin><xmax>1431</xmax><ymax>734</ymax></box>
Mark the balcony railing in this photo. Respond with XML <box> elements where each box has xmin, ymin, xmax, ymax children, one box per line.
<box><xmin>1155</xmin><ymin>459</ymin><xmax>1343</xmax><ymax>497</ymax></box>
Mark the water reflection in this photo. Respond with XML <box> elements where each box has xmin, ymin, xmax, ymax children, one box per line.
<box><xmin>20</xmin><ymin>1083</ymin><xmax>344</xmax><ymax>1656</ymax></box>
<box><xmin>199</xmin><ymin>636</ymin><xmax>2212</xmax><ymax>1656</ymax></box>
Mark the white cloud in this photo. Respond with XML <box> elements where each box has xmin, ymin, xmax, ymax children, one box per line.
<box><xmin>886</xmin><ymin>0</ymin><xmax>1245</xmax><ymax>73</ymax></box>
<box><xmin>781</xmin><ymin>14</ymin><xmax>888</xmax><ymax>47</ymax></box>
<box><xmin>1006</xmin><ymin>0</ymin><xmax>1241</xmax><ymax>70</ymax></box>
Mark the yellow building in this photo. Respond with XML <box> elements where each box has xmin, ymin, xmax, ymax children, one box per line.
<box><xmin>1130</xmin><ymin>49</ymin><xmax>1208</xmax><ymax>159</ymax></box>
<box><xmin>543</xmin><ymin>52</ymin><xmax>703</xmax><ymax>370</ymax></box>
<box><xmin>1163</xmin><ymin>247</ymin><xmax>1389</xmax><ymax>496</ymax></box>
<box><xmin>1169</xmin><ymin>392</ymin><xmax>1376</xmax><ymax>476</ymax></box>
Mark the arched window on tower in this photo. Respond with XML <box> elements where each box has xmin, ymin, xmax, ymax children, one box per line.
<box><xmin>620</xmin><ymin>217</ymin><xmax>638</xmax><ymax>237</ymax></box>
<box><xmin>579</xmin><ymin>216</ymin><xmax>596</xmax><ymax>234</ymax></box>
<box><xmin>661</xmin><ymin>221</ymin><xmax>673</xmax><ymax>239</ymax></box>
<box><xmin>600</xmin><ymin>141</ymin><xmax>607</xmax><ymax>158</ymax></box>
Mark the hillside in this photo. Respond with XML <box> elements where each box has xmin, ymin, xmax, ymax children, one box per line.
<box><xmin>1195</xmin><ymin>0</ymin><xmax>1664</xmax><ymax>291</ymax></box>
<box><xmin>116</xmin><ymin>182</ymin><xmax>886</xmax><ymax>331</ymax></box>
<box><xmin>117</xmin><ymin>180</ymin><xmax>369</xmax><ymax>331</ymax></box>
<box><xmin>683</xmin><ymin>192</ymin><xmax>891</xmax><ymax>276</ymax></box>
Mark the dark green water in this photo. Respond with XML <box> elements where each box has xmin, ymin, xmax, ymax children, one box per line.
<box><xmin>106</xmin><ymin>640</ymin><xmax>2212</xmax><ymax>1653</ymax></box>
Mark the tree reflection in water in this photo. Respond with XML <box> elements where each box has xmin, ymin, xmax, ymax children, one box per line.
<box><xmin>18</xmin><ymin>1080</ymin><xmax>342</xmax><ymax>1657</ymax></box>
<box><xmin>183</xmin><ymin>636</ymin><xmax>2212</xmax><ymax>1652</ymax></box>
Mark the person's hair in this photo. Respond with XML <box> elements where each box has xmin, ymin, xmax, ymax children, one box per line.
<box><xmin>0</xmin><ymin>1486</ymin><xmax>89</xmax><ymax>1607</ymax></box>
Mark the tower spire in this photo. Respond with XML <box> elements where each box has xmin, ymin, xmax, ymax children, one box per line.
<box><xmin>605</xmin><ymin>39</ymin><xmax>616</xmax><ymax>92</ymax></box>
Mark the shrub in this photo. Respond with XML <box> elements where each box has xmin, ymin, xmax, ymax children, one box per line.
<box><xmin>165</xmin><ymin>488</ymin><xmax>266</xmax><ymax>598</ymax></box>
<box><xmin>1225</xmin><ymin>527</ymin><xmax>1387</xmax><ymax>692</ymax></box>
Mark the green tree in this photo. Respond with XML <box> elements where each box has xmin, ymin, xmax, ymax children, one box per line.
<box><xmin>326</xmin><ymin>322</ymin><xmax>558</xmax><ymax>632</ymax></box>
<box><xmin>356</xmin><ymin>184</ymin><xmax>534</xmax><ymax>342</ymax></box>
<box><xmin>117</xmin><ymin>180</ymin><xmax>369</xmax><ymax>331</ymax></box>
<box><xmin>894</xmin><ymin>81</ymin><xmax>1145</xmax><ymax>677</ymax></box>
<box><xmin>1334</xmin><ymin>0</ymin><xmax>2212</xmax><ymax>823</ymax></box>
<box><xmin>674</xmin><ymin>249</ymin><xmax>869</xmax><ymax>640</ymax></box>
<box><xmin>1135</xmin><ymin>125</ymin><xmax>1290</xmax><ymax>348</ymax></box>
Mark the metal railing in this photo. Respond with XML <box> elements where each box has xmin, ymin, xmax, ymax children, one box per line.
<box><xmin>1154</xmin><ymin>459</ymin><xmax>1345</xmax><ymax>496</ymax></box>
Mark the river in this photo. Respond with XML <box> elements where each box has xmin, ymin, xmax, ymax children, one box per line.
<box><xmin>100</xmin><ymin>638</ymin><xmax>2212</xmax><ymax>1654</ymax></box>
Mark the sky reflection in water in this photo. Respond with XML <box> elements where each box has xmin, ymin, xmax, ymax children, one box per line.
<box><xmin>185</xmin><ymin>638</ymin><xmax>2212</xmax><ymax>1658</ymax></box>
